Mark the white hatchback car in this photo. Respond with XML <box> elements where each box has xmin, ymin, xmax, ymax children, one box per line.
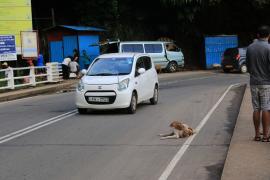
<box><xmin>76</xmin><ymin>53</ymin><xmax>159</xmax><ymax>114</ymax></box>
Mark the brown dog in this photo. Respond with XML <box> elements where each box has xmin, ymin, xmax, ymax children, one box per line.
<box><xmin>159</xmin><ymin>121</ymin><xmax>194</xmax><ymax>140</ymax></box>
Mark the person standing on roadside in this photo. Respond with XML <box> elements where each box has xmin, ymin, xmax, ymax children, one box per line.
<box><xmin>61</xmin><ymin>56</ymin><xmax>72</xmax><ymax>79</ymax></box>
<box><xmin>73</xmin><ymin>49</ymin><xmax>79</xmax><ymax>62</ymax></box>
<box><xmin>81</xmin><ymin>50</ymin><xmax>91</xmax><ymax>69</ymax></box>
<box><xmin>1</xmin><ymin>62</ymin><xmax>10</xmax><ymax>78</ymax></box>
<box><xmin>246</xmin><ymin>25</ymin><xmax>270</xmax><ymax>142</ymax></box>
<box><xmin>69</xmin><ymin>59</ymin><xmax>80</xmax><ymax>77</ymax></box>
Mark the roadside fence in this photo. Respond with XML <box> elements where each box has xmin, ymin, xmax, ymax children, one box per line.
<box><xmin>0</xmin><ymin>63</ymin><xmax>62</xmax><ymax>90</ymax></box>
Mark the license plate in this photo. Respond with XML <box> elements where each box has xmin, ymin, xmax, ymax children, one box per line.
<box><xmin>88</xmin><ymin>97</ymin><xmax>109</xmax><ymax>102</ymax></box>
<box><xmin>225</xmin><ymin>65</ymin><xmax>233</xmax><ymax>68</ymax></box>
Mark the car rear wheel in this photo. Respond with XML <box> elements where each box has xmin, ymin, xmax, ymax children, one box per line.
<box><xmin>150</xmin><ymin>85</ymin><xmax>158</xmax><ymax>105</ymax></box>
<box><xmin>223</xmin><ymin>69</ymin><xmax>230</xmax><ymax>73</ymax></box>
<box><xmin>167</xmin><ymin>61</ymin><xmax>178</xmax><ymax>73</ymax></box>
<box><xmin>127</xmin><ymin>92</ymin><xmax>137</xmax><ymax>114</ymax></box>
<box><xmin>240</xmin><ymin>64</ymin><xmax>247</xmax><ymax>73</ymax></box>
<box><xmin>78</xmin><ymin>108</ymin><xmax>87</xmax><ymax>114</ymax></box>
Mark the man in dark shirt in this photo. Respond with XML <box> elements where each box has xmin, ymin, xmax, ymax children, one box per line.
<box><xmin>246</xmin><ymin>25</ymin><xmax>270</xmax><ymax>142</ymax></box>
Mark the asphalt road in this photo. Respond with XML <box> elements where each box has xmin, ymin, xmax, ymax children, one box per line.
<box><xmin>0</xmin><ymin>71</ymin><xmax>248</xmax><ymax>180</ymax></box>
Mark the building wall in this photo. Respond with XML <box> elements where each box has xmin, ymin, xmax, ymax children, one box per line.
<box><xmin>47</xmin><ymin>28</ymin><xmax>101</xmax><ymax>64</ymax></box>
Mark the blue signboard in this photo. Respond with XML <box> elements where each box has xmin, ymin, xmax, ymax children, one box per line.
<box><xmin>204</xmin><ymin>35</ymin><xmax>238</xmax><ymax>69</ymax></box>
<box><xmin>0</xmin><ymin>35</ymin><xmax>17</xmax><ymax>61</ymax></box>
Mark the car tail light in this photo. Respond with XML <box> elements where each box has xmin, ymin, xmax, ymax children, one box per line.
<box><xmin>236</xmin><ymin>54</ymin><xmax>240</xmax><ymax>60</ymax></box>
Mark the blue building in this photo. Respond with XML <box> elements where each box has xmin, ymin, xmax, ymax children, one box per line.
<box><xmin>45</xmin><ymin>25</ymin><xmax>105</xmax><ymax>69</ymax></box>
<box><xmin>204</xmin><ymin>35</ymin><xmax>238</xmax><ymax>69</ymax></box>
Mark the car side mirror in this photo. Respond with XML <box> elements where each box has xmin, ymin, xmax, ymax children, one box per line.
<box><xmin>138</xmin><ymin>68</ymin><xmax>146</xmax><ymax>74</ymax></box>
<box><xmin>81</xmin><ymin>69</ymin><xmax>87</xmax><ymax>75</ymax></box>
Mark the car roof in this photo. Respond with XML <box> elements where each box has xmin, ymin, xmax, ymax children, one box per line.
<box><xmin>98</xmin><ymin>53</ymin><xmax>149</xmax><ymax>58</ymax></box>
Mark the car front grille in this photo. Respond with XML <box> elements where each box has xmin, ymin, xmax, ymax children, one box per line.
<box><xmin>84</xmin><ymin>91</ymin><xmax>116</xmax><ymax>105</ymax></box>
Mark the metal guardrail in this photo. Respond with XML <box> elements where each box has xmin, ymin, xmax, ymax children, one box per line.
<box><xmin>0</xmin><ymin>62</ymin><xmax>62</xmax><ymax>90</ymax></box>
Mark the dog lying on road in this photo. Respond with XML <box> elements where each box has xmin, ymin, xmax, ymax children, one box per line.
<box><xmin>159</xmin><ymin>121</ymin><xmax>195</xmax><ymax>140</ymax></box>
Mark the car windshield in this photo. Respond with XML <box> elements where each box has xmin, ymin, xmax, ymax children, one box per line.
<box><xmin>87</xmin><ymin>57</ymin><xmax>133</xmax><ymax>76</ymax></box>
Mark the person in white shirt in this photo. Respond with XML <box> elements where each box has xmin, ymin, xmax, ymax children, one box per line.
<box><xmin>61</xmin><ymin>56</ymin><xmax>71</xmax><ymax>79</ymax></box>
<box><xmin>69</xmin><ymin>59</ymin><xmax>80</xmax><ymax>77</ymax></box>
<box><xmin>2</xmin><ymin>62</ymin><xmax>10</xmax><ymax>78</ymax></box>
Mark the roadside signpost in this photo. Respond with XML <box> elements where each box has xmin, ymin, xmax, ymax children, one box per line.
<box><xmin>0</xmin><ymin>35</ymin><xmax>17</xmax><ymax>61</ymax></box>
<box><xmin>21</xmin><ymin>31</ymin><xmax>38</xmax><ymax>59</ymax></box>
<box><xmin>21</xmin><ymin>31</ymin><xmax>39</xmax><ymax>66</ymax></box>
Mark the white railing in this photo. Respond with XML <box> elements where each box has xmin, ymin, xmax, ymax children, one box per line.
<box><xmin>0</xmin><ymin>62</ymin><xmax>62</xmax><ymax>90</ymax></box>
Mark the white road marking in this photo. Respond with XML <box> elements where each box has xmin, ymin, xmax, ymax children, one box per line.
<box><xmin>0</xmin><ymin>110</ymin><xmax>77</xmax><ymax>144</ymax></box>
<box><xmin>159</xmin><ymin>76</ymin><xmax>216</xmax><ymax>86</ymax></box>
<box><xmin>158</xmin><ymin>83</ymin><xmax>242</xmax><ymax>180</ymax></box>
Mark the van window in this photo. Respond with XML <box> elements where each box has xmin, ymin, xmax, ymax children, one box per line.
<box><xmin>143</xmin><ymin>56</ymin><xmax>152</xmax><ymax>70</ymax></box>
<box><xmin>122</xmin><ymin>44</ymin><xmax>144</xmax><ymax>53</ymax></box>
<box><xmin>145</xmin><ymin>44</ymin><xmax>163</xmax><ymax>53</ymax></box>
<box><xmin>166</xmin><ymin>43</ymin><xmax>180</xmax><ymax>52</ymax></box>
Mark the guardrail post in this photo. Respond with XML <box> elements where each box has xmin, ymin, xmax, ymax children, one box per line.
<box><xmin>29</xmin><ymin>66</ymin><xmax>36</xmax><ymax>86</ymax></box>
<box><xmin>57</xmin><ymin>63</ymin><xmax>63</xmax><ymax>81</ymax></box>
<box><xmin>46</xmin><ymin>63</ymin><xmax>53</xmax><ymax>82</ymax></box>
<box><xmin>52</xmin><ymin>63</ymin><xmax>59</xmax><ymax>82</ymax></box>
<box><xmin>46</xmin><ymin>62</ymin><xmax>62</xmax><ymax>82</ymax></box>
<box><xmin>7</xmin><ymin>67</ymin><xmax>15</xmax><ymax>89</ymax></box>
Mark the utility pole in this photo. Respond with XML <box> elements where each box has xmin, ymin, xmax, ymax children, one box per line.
<box><xmin>51</xmin><ymin>8</ymin><xmax>56</xmax><ymax>26</ymax></box>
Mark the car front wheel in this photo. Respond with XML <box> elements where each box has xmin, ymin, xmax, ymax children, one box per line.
<box><xmin>127</xmin><ymin>92</ymin><xmax>137</xmax><ymax>114</ymax></box>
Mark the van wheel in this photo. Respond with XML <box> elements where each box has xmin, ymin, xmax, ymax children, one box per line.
<box><xmin>150</xmin><ymin>86</ymin><xmax>158</xmax><ymax>105</ymax></box>
<box><xmin>167</xmin><ymin>62</ymin><xmax>178</xmax><ymax>73</ymax></box>
<box><xmin>127</xmin><ymin>92</ymin><xmax>137</xmax><ymax>114</ymax></box>
<box><xmin>240</xmin><ymin>64</ymin><xmax>247</xmax><ymax>73</ymax></box>
<box><xmin>78</xmin><ymin>108</ymin><xmax>87</xmax><ymax>114</ymax></box>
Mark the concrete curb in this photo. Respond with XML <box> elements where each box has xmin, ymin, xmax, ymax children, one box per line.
<box><xmin>221</xmin><ymin>86</ymin><xmax>270</xmax><ymax>180</ymax></box>
<box><xmin>0</xmin><ymin>80</ymin><xmax>78</xmax><ymax>102</ymax></box>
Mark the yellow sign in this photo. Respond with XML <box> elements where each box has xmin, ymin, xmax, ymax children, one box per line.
<box><xmin>0</xmin><ymin>21</ymin><xmax>32</xmax><ymax>32</ymax></box>
<box><xmin>0</xmin><ymin>7</ymin><xmax>32</xmax><ymax>20</ymax></box>
<box><xmin>0</xmin><ymin>0</ymin><xmax>33</xmax><ymax>54</ymax></box>
<box><xmin>0</xmin><ymin>0</ymin><xmax>30</xmax><ymax>6</ymax></box>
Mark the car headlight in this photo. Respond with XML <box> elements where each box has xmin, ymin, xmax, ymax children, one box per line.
<box><xmin>77</xmin><ymin>80</ymin><xmax>85</xmax><ymax>91</ymax></box>
<box><xmin>118</xmin><ymin>78</ymin><xmax>129</xmax><ymax>91</ymax></box>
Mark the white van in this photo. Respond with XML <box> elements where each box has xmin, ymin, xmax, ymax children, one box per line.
<box><xmin>101</xmin><ymin>41</ymin><xmax>184</xmax><ymax>73</ymax></box>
